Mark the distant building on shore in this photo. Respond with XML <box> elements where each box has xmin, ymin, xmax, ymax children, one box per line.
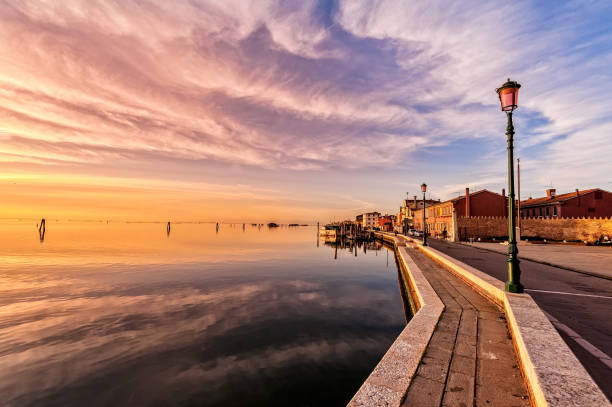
<box><xmin>357</xmin><ymin>211</ymin><xmax>381</xmax><ymax>229</ymax></box>
<box><xmin>520</xmin><ymin>188</ymin><xmax>612</xmax><ymax>218</ymax></box>
<box><xmin>398</xmin><ymin>196</ymin><xmax>440</xmax><ymax>232</ymax></box>
<box><xmin>413</xmin><ymin>188</ymin><xmax>506</xmax><ymax>237</ymax></box>
<box><xmin>378</xmin><ymin>214</ymin><xmax>396</xmax><ymax>232</ymax></box>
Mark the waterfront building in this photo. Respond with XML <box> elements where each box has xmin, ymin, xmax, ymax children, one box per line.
<box><xmin>413</xmin><ymin>188</ymin><xmax>506</xmax><ymax>238</ymax></box>
<box><xmin>520</xmin><ymin>188</ymin><xmax>612</xmax><ymax>218</ymax></box>
<box><xmin>360</xmin><ymin>211</ymin><xmax>381</xmax><ymax>229</ymax></box>
<box><xmin>378</xmin><ymin>214</ymin><xmax>396</xmax><ymax>232</ymax></box>
<box><xmin>399</xmin><ymin>196</ymin><xmax>440</xmax><ymax>232</ymax></box>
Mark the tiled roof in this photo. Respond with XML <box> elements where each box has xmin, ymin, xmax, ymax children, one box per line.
<box><xmin>520</xmin><ymin>189</ymin><xmax>599</xmax><ymax>207</ymax></box>
<box><xmin>410</xmin><ymin>189</ymin><xmax>503</xmax><ymax>211</ymax></box>
<box><xmin>449</xmin><ymin>189</ymin><xmax>503</xmax><ymax>203</ymax></box>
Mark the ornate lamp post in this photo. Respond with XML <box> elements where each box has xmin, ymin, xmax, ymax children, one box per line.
<box><xmin>421</xmin><ymin>183</ymin><xmax>428</xmax><ymax>246</ymax></box>
<box><xmin>496</xmin><ymin>78</ymin><xmax>524</xmax><ymax>293</ymax></box>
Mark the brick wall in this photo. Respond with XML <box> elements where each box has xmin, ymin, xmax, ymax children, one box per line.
<box><xmin>453</xmin><ymin>216</ymin><xmax>612</xmax><ymax>243</ymax></box>
<box><xmin>455</xmin><ymin>216</ymin><xmax>508</xmax><ymax>241</ymax></box>
<box><xmin>522</xmin><ymin>217</ymin><xmax>612</xmax><ymax>242</ymax></box>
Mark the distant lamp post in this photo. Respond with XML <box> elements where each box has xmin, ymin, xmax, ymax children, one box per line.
<box><xmin>421</xmin><ymin>183</ymin><xmax>428</xmax><ymax>246</ymax></box>
<box><xmin>496</xmin><ymin>78</ymin><xmax>524</xmax><ymax>293</ymax></box>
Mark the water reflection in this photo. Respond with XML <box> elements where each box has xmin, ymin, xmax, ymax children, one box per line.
<box><xmin>36</xmin><ymin>218</ymin><xmax>47</xmax><ymax>243</ymax></box>
<box><xmin>319</xmin><ymin>236</ymin><xmax>384</xmax><ymax>258</ymax></box>
<box><xmin>0</xmin><ymin>222</ymin><xmax>407</xmax><ymax>407</ymax></box>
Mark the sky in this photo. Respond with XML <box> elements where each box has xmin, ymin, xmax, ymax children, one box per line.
<box><xmin>1</xmin><ymin>0</ymin><xmax>611</xmax><ymax>222</ymax></box>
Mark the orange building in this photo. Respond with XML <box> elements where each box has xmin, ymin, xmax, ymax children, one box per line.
<box><xmin>398</xmin><ymin>196</ymin><xmax>440</xmax><ymax>233</ymax></box>
<box><xmin>413</xmin><ymin>188</ymin><xmax>507</xmax><ymax>238</ymax></box>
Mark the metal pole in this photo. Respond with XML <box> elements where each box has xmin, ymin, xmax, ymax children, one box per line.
<box><xmin>517</xmin><ymin>158</ymin><xmax>521</xmax><ymax>230</ymax></box>
<box><xmin>505</xmin><ymin>112</ymin><xmax>523</xmax><ymax>293</ymax></box>
<box><xmin>423</xmin><ymin>191</ymin><xmax>428</xmax><ymax>246</ymax></box>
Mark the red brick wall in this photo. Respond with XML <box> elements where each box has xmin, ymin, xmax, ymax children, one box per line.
<box><xmin>455</xmin><ymin>217</ymin><xmax>508</xmax><ymax>240</ymax></box>
<box><xmin>523</xmin><ymin>217</ymin><xmax>612</xmax><ymax>242</ymax></box>
<box><xmin>454</xmin><ymin>216</ymin><xmax>612</xmax><ymax>243</ymax></box>
<box><xmin>560</xmin><ymin>190</ymin><xmax>612</xmax><ymax>218</ymax></box>
<box><xmin>454</xmin><ymin>191</ymin><xmax>506</xmax><ymax>218</ymax></box>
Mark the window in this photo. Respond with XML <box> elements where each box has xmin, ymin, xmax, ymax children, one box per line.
<box><xmin>553</xmin><ymin>206</ymin><xmax>557</xmax><ymax>216</ymax></box>
<box><xmin>545</xmin><ymin>207</ymin><xmax>550</xmax><ymax>217</ymax></box>
<box><xmin>588</xmin><ymin>208</ymin><xmax>595</xmax><ymax>213</ymax></box>
<box><xmin>595</xmin><ymin>191</ymin><xmax>603</xmax><ymax>200</ymax></box>
<box><xmin>539</xmin><ymin>208</ymin><xmax>543</xmax><ymax>217</ymax></box>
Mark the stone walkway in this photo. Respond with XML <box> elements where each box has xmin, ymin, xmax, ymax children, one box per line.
<box><xmin>402</xmin><ymin>246</ymin><xmax>529</xmax><ymax>407</ymax></box>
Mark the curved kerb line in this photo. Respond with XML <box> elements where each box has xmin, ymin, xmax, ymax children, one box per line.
<box><xmin>347</xmin><ymin>234</ymin><xmax>444</xmax><ymax>407</ymax></box>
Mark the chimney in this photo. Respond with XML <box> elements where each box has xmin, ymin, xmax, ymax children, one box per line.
<box><xmin>465</xmin><ymin>188</ymin><xmax>471</xmax><ymax>217</ymax></box>
<box><xmin>546</xmin><ymin>189</ymin><xmax>556</xmax><ymax>198</ymax></box>
<box><xmin>502</xmin><ymin>188</ymin><xmax>505</xmax><ymax>198</ymax></box>
<box><xmin>576</xmin><ymin>189</ymin><xmax>580</xmax><ymax>206</ymax></box>
<box><xmin>414</xmin><ymin>195</ymin><xmax>417</xmax><ymax>206</ymax></box>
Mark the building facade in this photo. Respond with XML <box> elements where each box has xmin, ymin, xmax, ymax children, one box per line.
<box><xmin>520</xmin><ymin>189</ymin><xmax>612</xmax><ymax>219</ymax></box>
<box><xmin>356</xmin><ymin>212</ymin><xmax>381</xmax><ymax>229</ymax></box>
<box><xmin>413</xmin><ymin>188</ymin><xmax>507</xmax><ymax>238</ymax></box>
<box><xmin>378</xmin><ymin>214</ymin><xmax>396</xmax><ymax>232</ymax></box>
<box><xmin>398</xmin><ymin>196</ymin><xmax>440</xmax><ymax>232</ymax></box>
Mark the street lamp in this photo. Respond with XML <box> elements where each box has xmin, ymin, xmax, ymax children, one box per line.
<box><xmin>421</xmin><ymin>183</ymin><xmax>427</xmax><ymax>246</ymax></box>
<box><xmin>496</xmin><ymin>78</ymin><xmax>524</xmax><ymax>293</ymax></box>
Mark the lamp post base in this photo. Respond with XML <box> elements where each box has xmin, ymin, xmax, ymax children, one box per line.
<box><xmin>505</xmin><ymin>281</ymin><xmax>524</xmax><ymax>293</ymax></box>
<box><xmin>505</xmin><ymin>260</ymin><xmax>524</xmax><ymax>293</ymax></box>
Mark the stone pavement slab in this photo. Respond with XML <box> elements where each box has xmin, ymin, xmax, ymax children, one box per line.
<box><xmin>401</xmin><ymin>246</ymin><xmax>529</xmax><ymax>407</ymax></box>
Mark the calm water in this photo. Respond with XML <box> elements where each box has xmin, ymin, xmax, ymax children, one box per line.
<box><xmin>0</xmin><ymin>221</ymin><xmax>409</xmax><ymax>406</ymax></box>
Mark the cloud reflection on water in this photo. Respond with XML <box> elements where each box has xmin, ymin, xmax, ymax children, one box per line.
<box><xmin>0</xmin><ymin>224</ymin><xmax>406</xmax><ymax>406</ymax></box>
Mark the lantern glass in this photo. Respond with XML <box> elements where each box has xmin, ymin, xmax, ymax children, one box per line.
<box><xmin>421</xmin><ymin>183</ymin><xmax>427</xmax><ymax>193</ymax></box>
<box><xmin>496</xmin><ymin>79</ymin><xmax>521</xmax><ymax>112</ymax></box>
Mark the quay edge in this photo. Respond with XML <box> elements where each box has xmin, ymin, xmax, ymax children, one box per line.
<box><xmin>348</xmin><ymin>234</ymin><xmax>444</xmax><ymax>407</ymax></box>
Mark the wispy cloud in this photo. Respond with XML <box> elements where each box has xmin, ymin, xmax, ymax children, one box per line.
<box><xmin>0</xmin><ymin>0</ymin><xmax>610</xmax><ymax>218</ymax></box>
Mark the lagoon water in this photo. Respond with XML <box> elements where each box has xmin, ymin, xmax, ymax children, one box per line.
<box><xmin>0</xmin><ymin>221</ymin><xmax>408</xmax><ymax>406</ymax></box>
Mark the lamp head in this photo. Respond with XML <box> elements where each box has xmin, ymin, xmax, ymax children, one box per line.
<box><xmin>496</xmin><ymin>78</ymin><xmax>521</xmax><ymax>112</ymax></box>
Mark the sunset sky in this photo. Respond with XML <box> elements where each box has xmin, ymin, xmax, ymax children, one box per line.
<box><xmin>1</xmin><ymin>1</ymin><xmax>611</xmax><ymax>222</ymax></box>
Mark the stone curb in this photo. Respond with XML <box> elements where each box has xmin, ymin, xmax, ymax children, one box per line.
<box><xmin>348</xmin><ymin>235</ymin><xmax>444</xmax><ymax>407</ymax></box>
<box><xmin>404</xmin><ymin>235</ymin><xmax>611</xmax><ymax>407</ymax></box>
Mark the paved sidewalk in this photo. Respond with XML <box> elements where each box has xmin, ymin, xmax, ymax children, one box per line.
<box><xmin>424</xmin><ymin>237</ymin><xmax>612</xmax><ymax>401</ymax></box>
<box><xmin>463</xmin><ymin>242</ymin><xmax>612</xmax><ymax>279</ymax></box>
<box><xmin>402</xmin><ymin>246</ymin><xmax>528</xmax><ymax>407</ymax></box>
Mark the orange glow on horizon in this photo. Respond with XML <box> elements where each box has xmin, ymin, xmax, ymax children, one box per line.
<box><xmin>0</xmin><ymin>221</ymin><xmax>315</xmax><ymax>268</ymax></box>
<box><xmin>0</xmin><ymin>173</ymin><xmax>329</xmax><ymax>223</ymax></box>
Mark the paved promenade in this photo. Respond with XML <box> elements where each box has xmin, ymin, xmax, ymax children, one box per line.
<box><xmin>463</xmin><ymin>241</ymin><xmax>612</xmax><ymax>279</ymax></box>
<box><xmin>401</xmin><ymin>246</ymin><xmax>528</xmax><ymax>407</ymax></box>
<box><xmin>424</xmin><ymin>238</ymin><xmax>612</xmax><ymax>401</ymax></box>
